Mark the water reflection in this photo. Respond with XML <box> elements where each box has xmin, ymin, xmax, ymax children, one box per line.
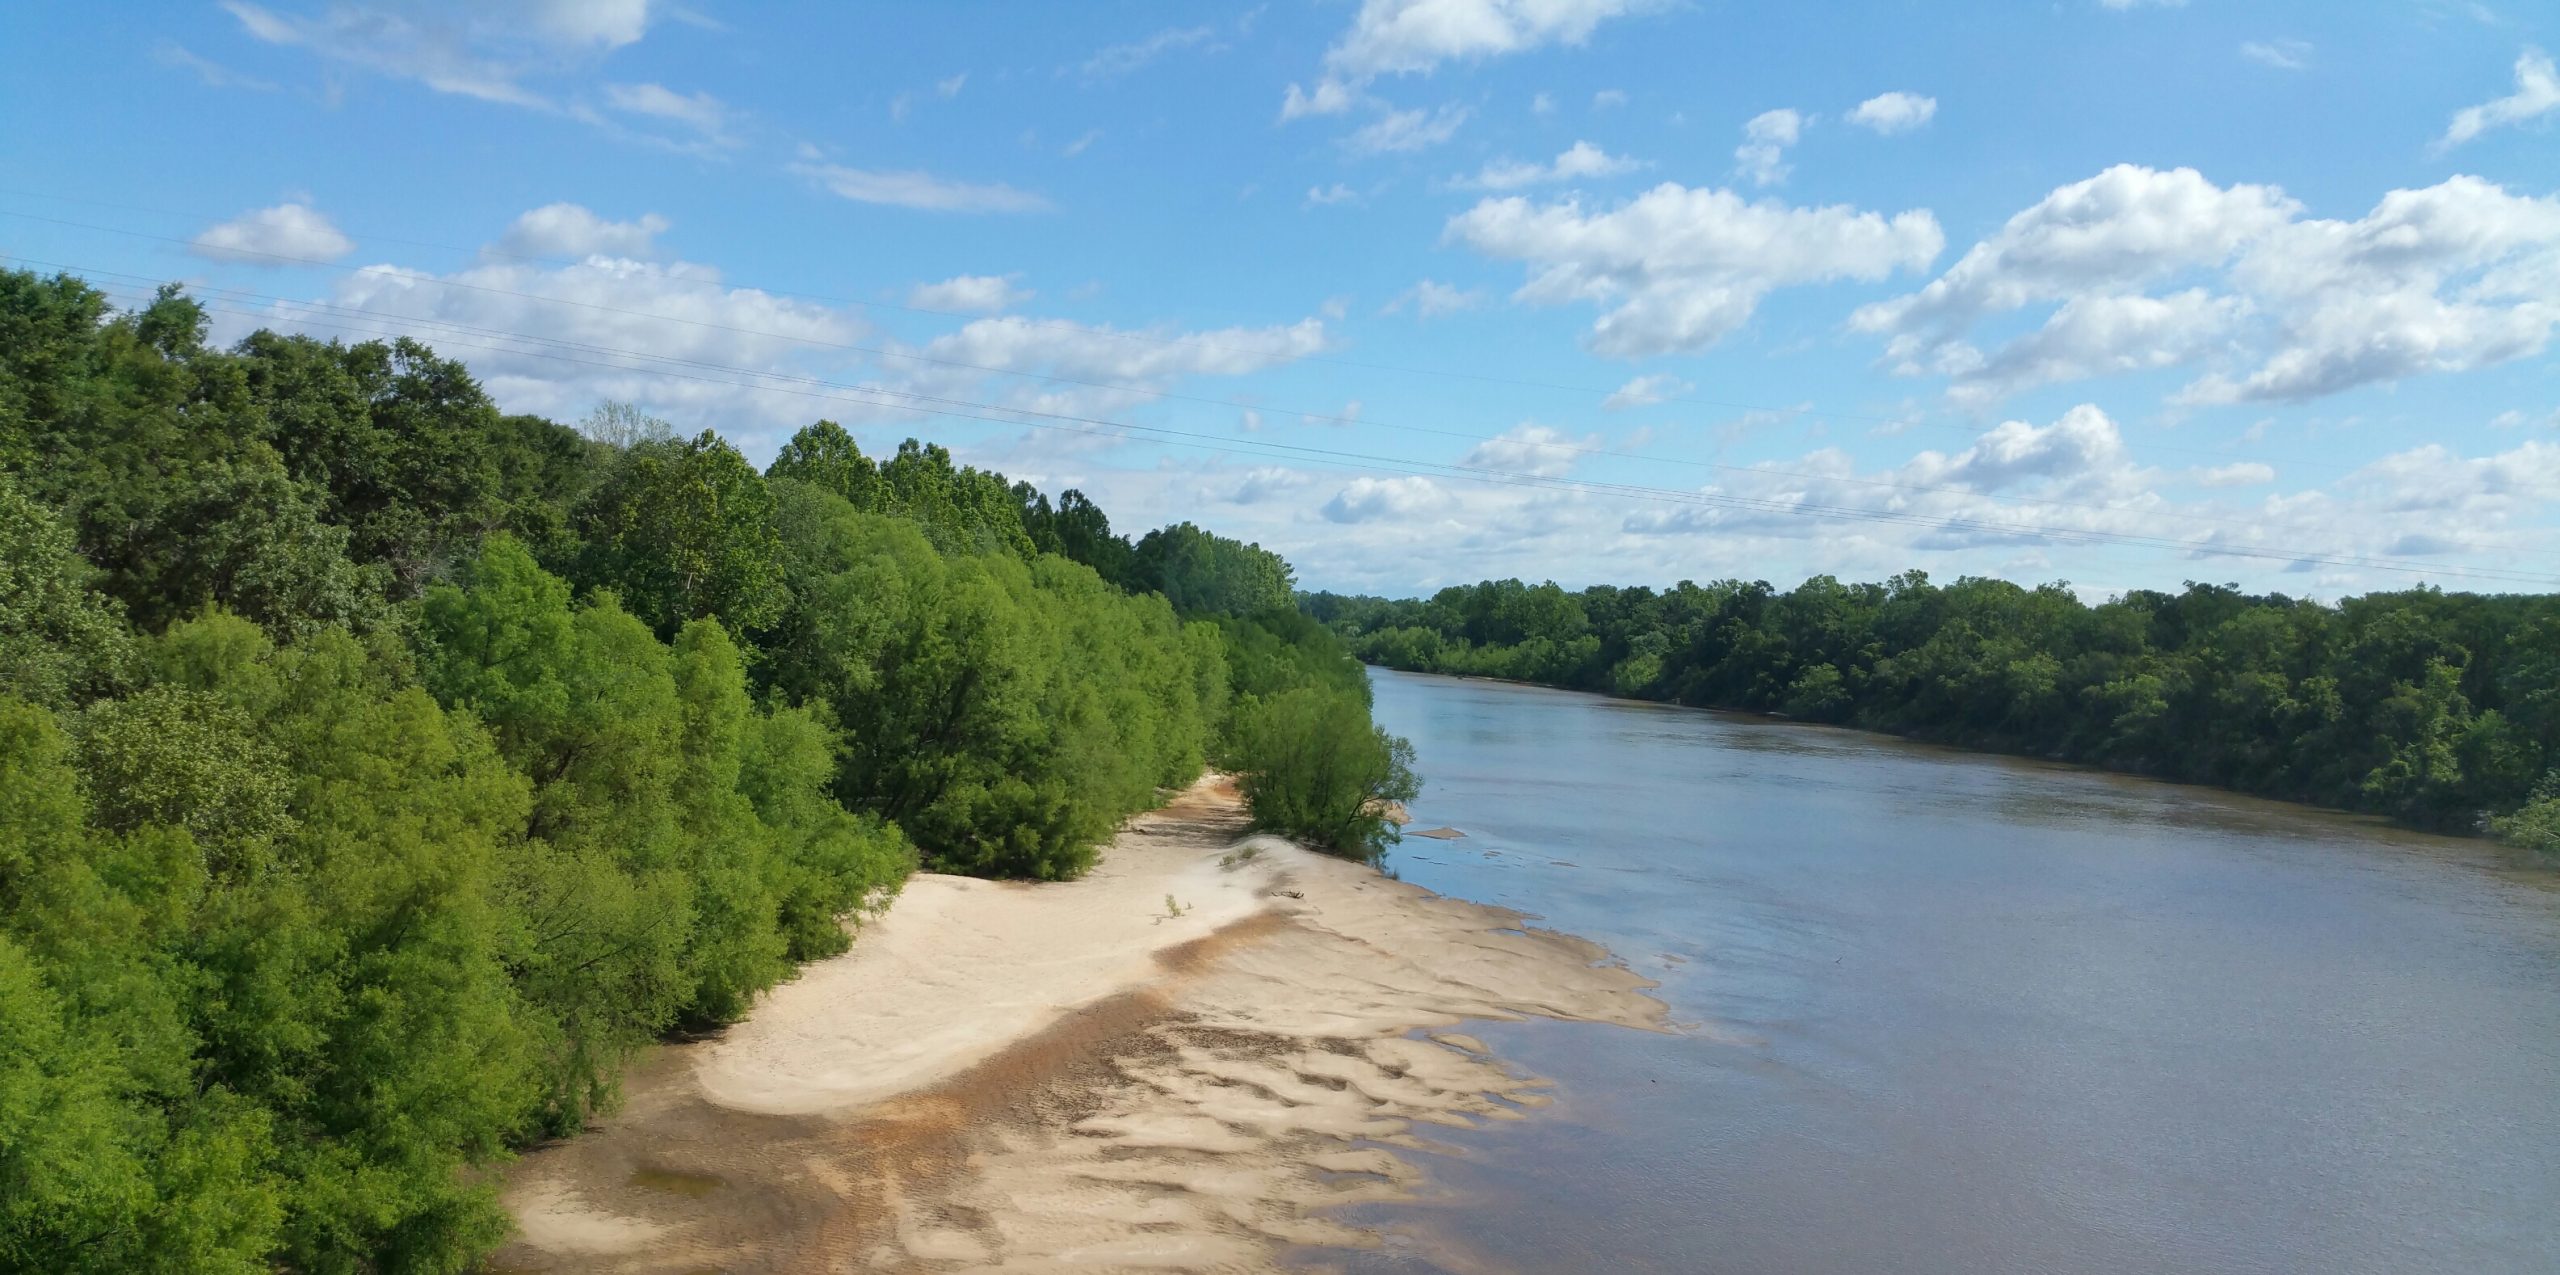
<box><xmin>1327</xmin><ymin>670</ymin><xmax>2560</xmax><ymax>1275</ymax></box>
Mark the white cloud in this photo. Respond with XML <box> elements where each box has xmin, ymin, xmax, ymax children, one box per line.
<box><xmin>1448</xmin><ymin>181</ymin><xmax>1943</xmax><ymax>357</ymax></box>
<box><xmin>1734</xmin><ymin>108</ymin><xmax>1805</xmax><ymax>186</ymax></box>
<box><xmin>1347</xmin><ymin>102</ymin><xmax>1469</xmax><ymax>154</ymax></box>
<box><xmin>278</xmin><ymin>245</ymin><xmax>868</xmax><ymax>442</ymax></box>
<box><xmin>1592</xmin><ymin>88</ymin><xmax>1627</xmax><ymax>109</ymax></box>
<box><xmin>600</xmin><ymin>81</ymin><xmax>733</xmax><ymax>144</ymax></box>
<box><xmin>1324</xmin><ymin>475</ymin><xmax>1453</xmax><ymax>523</ymax></box>
<box><xmin>2344</xmin><ymin>440</ymin><xmax>2560</xmax><ymax>523</ymax></box>
<box><xmin>1227</xmin><ymin>466</ymin><xmax>1314</xmax><ymax>504</ymax></box>
<box><xmin>152</xmin><ymin>40</ymin><xmax>277</xmax><ymax>91</ymax></box>
<box><xmin>2436</xmin><ymin>48</ymin><xmax>2560</xmax><ymax>151</ymax></box>
<box><xmin>1602</xmin><ymin>373</ymin><xmax>1691</xmax><ymax>410</ymax></box>
<box><xmin>1305</xmin><ymin>183</ymin><xmax>1362</xmax><ymax>207</ymax></box>
<box><xmin>494</xmin><ymin>203</ymin><xmax>669</xmax><ymax>259</ymax></box>
<box><xmin>1385</xmin><ymin>279</ymin><xmax>1486</xmax><ymax>317</ymax></box>
<box><xmin>1462</xmin><ymin>423</ymin><xmax>1599</xmax><ymax>477</ymax></box>
<box><xmin>1062</xmin><ymin>129</ymin><xmax>1102</xmax><ymax>157</ymax></box>
<box><xmin>1081</xmin><ymin>25</ymin><xmax>1216</xmax><ymax>79</ymax></box>
<box><xmin>789</xmin><ymin>161</ymin><xmax>1050</xmax><ymax>213</ymax></box>
<box><xmin>1279</xmin><ymin>78</ymin><xmax>1359</xmax><ymax>120</ymax></box>
<box><xmin>1947</xmin><ymin>288</ymin><xmax>2251</xmax><ymax>405</ymax></box>
<box><xmin>223</xmin><ymin>0</ymin><xmax>656</xmax><ymax>109</ymax></box>
<box><xmin>1454</xmin><ymin>140</ymin><xmax>1641</xmax><ymax>190</ymax></box>
<box><xmin>2239</xmin><ymin>39</ymin><xmax>2311</xmax><ymax>71</ymax></box>
<box><xmin>1859</xmin><ymin>166</ymin><xmax>2560</xmax><ymax>406</ymax></box>
<box><xmin>936</xmin><ymin>72</ymin><xmax>967</xmax><ymax>98</ymax></box>
<box><xmin>909</xmin><ymin>274</ymin><xmax>1033</xmax><ymax>313</ymax></box>
<box><xmin>1059</xmin><ymin>420</ymin><xmax>2556</xmax><ymax>599</ymax></box>
<box><xmin>1532</xmin><ymin>90</ymin><xmax>1556</xmax><ymax>114</ymax></box>
<box><xmin>1846</xmin><ymin>91</ymin><xmax>1935</xmax><ymax>134</ymax></box>
<box><xmin>190</xmin><ymin>202</ymin><xmax>356</xmax><ymax>264</ymax></box>
<box><xmin>1284</xmin><ymin>0</ymin><xmax>1655</xmax><ymax>115</ymax></box>
<box><xmin>1854</xmin><ymin>166</ymin><xmax>2294</xmax><ymax>338</ymax></box>
<box><xmin>2187</xmin><ymin>175</ymin><xmax>2560</xmax><ymax>403</ymax></box>
<box><xmin>889</xmin><ymin>315</ymin><xmax>1335</xmax><ymax>423</ymax></box>
<box><xmin>2192</xmin><ymin>461</ymin><xmax>2277</xmax><ymax>487</ymax></box>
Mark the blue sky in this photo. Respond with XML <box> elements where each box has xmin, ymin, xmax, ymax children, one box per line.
<box><xmin>3</xmin><ymin>0</ymin><xmax>2557</xmax><ymax>599</ymax></box>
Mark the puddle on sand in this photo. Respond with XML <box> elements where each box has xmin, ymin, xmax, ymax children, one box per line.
<box><xmin>625</xmin><ymin>1166</ymin><xmax>727</xmax><ymax>1198</ymax></box>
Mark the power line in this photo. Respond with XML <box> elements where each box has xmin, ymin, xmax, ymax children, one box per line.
<box><xmin>49</xmin><ymin>266</ymin><xmax>2560</xmax><ymax>590</ymax></box>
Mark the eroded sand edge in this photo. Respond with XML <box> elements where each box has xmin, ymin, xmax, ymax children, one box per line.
<box><xmin>492</xmin><ymin>775</ymin><xmax>1665</xmax><ymax>1274</ymax></box>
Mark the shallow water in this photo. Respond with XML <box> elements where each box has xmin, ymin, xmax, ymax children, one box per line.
<box><xmin>1329</xmin><ymin>669</ymin><xmax>2560</xmax><ymax>1275</ymax></box>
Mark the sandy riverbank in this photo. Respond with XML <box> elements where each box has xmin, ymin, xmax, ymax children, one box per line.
<box><xmin>489</xmin><ymin>775</ymin><xmax>1665</xmax><ymax>1274</ymax></box>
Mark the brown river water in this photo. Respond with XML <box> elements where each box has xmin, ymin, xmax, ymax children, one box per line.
<box><xmin>1322</xmin><ymin>668</ymin><xmax>2560</xmax><ymax>1275</ymax></box>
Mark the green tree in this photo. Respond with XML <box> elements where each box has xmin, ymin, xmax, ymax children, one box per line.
<box><xmin>573</xmin><ymin>430</ymin><xmax>788</xmax><ymax>639</ymax></box>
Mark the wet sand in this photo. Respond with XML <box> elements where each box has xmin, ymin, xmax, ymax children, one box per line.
<box><xmin>489</xmin><ymin>776</ymin><xmax>1663</xmax><ymax>1273</ymax></box>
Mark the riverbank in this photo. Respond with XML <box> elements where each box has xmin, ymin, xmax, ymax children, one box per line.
<box><xmin>488</xmin><ymin>775</ymin><xmax>1665</xmax><ymax>1273</ymax></box>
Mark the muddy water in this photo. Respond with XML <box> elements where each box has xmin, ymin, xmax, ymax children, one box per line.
<box><xmin>1335</xmin><ymin>669</ymin><xmax>2560</xmax><ymax>1275</ymax></box>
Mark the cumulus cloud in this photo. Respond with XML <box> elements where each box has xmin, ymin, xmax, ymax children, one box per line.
<box><xmin>1284</xmin><ymin>0</ymin><xmax>1658</xmax><ymax>118</ymax></box>
<box><xmin>1385</xmin><ymin>279</ymin><xmax>1487</xmax><ymax>317</ymax></box>
<box><xmin>909</xmin><ymin>274</ymin><xmax>1033</xmax><ymax>313</ymax></box>
<box><xmin>1279</xmin><ymin>78</ymin><xmax>1359</xmax><ymax>120</ymax></box>
<box><xmin>2436</xmin><ymin>48</ymin><xmax>2559</xmax><ymax>151</ymax></box>
<box><xmin>1733</xmin><ymin>108</ymin><xmax>1804</xmax><ymax>186</ymax></box>
<box><xmin>1847</xmin><ymin>91</ymin><xmax>1935</xmax><ymax>134</ymax></box>
<box><xmin>1602</xmin><ymin>373</ymin><xmax>1691</xmax><ymax>410</ymax></box>
<box><xmin>1226</xmin><ymin>465</ymin><xmax>1315</xmax><ymax>504</ymax></box>
<box><xmin>789</xmin><ymin>161</ymin><xmax>1051</xmax><ymax>213</ymax></box>
<box><xmin>494</xmin><ymin>203</ymin><xmax>669</xmax><ymax>259</ymax></box>
<box><xmin>1849</xmin><ymin>165</ymin><xmax>2560</xmax><ymax>405</ymax></box>
<box><xmin>1447</xmin><ymin>181</ymin><xmax>1943</xmax><ymax>357</ymax></box>
<box><xmin>1063</xmin><ymin>418</ymin><xmax>2557</xmax><ymax>599</ymax></box>
<box><xmin>190</xmin><ymin>202</ymin><xmax>355</xmax><ymax>264</ymax></box>
<box><xmin>1453</xmin><ymin>140</ymin><xmax>1641</xmax><ymax>190</ymax></box>
<box><xmin>1592</xmin><ymin>88</ymin><xmax>1628</xmax><ymax>109</ymax></box>
<box><xmin>1324</xmin><ymin>475</ymin><xmax>1454</xmax><ymax>523</ymax></box>
<box><xmin>1305</xmin><ymin>183</ymin><xmax>1362</xmax><ymax>207</ymax></box>
<box><xmin>1346</xmin><ymin>103</ymin><xmax>1470</xmax><ymax>154</ymax></box>
<box><xmin>277</xmin><ymin>241</ymin><xmax>868</xmax><ymax>441</ymax></box>
<box><xmin>886</xmin><ymin>315</ymin><xmax>1335</xmax><ymax>423</ymax></box>
<box><xmin>1461</xmin><ymin>423</ymin><xmax>1600</xmax><ymax>477</ymax></box>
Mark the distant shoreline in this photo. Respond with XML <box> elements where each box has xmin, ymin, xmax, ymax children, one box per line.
<box><xmin>1364</xmin><ymin>663</ymin><xmax>2559</xmax><ymax>865</ymax></box>
<box><xmin>492</xmin><ymin>774</ymin><xmax>1664</xmax><ymax>1272</ymax></box>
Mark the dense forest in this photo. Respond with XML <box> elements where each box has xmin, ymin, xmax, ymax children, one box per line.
<box><xmin>0</xmin><ymin>269</ymin><xmax>1414</xmax><ymax>1274</ymax></box>
<box><xmin>1307</xmin><ymin>573</ymin><xmax>2560</xmax><ymax>852</ymax></box>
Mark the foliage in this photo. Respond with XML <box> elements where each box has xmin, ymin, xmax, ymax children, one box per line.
<box><xmin>1312</xmin><ymin>573</ymin><xmax>2560</xmax><ymax>838</ymax></box>
<box><xmin>570</xmin><ymin>430</ymin><xmax>789</xmax><ymax>639</ymax></box>
<box><xmin>1225</xmin><ymin>685</ymin><xmax>1419</xmax><ymax>861</ymax></box>
<box><xmin>0</xmin><ymin>268</ymin><xmax>1409</xmax><ymax>1273</ymax></box>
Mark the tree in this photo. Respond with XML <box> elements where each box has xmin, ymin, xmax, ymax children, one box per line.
<box><xmin>0</xmin><ymin>477</ymin><xmax>135</xmax><ymax>708</ymax></box>
<box><xmin>1227</xmin><ymin>686</ymin><xmax>1419</xmax><ymax>862</ymax></box>
<box><xmin>572</xmin><ymin>430</ymin><xmax>788</xmax><ymax>639</ymax></box>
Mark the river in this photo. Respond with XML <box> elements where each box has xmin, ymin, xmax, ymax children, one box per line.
<box><xmin>1327</xmin><ymin>669</ymin><xmax>2560</xmax><ymax>1275</ymax></box>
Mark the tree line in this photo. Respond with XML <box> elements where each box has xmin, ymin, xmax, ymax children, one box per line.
<box><xmin>0</xmin><ymin>269</ymin><xmax>1414</xmax><ymax>1273</ymax></box>
<box><xmin>1306</xmin><ymin>571</ymin><xmax>2560</xmax><ymax>851</ymax></box>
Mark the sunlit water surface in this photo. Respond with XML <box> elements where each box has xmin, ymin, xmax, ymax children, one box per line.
<box><xmin>1319</xmin><ymin>669</ymin><xmax>2560</xmax><ymax>1275</ymax></box>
